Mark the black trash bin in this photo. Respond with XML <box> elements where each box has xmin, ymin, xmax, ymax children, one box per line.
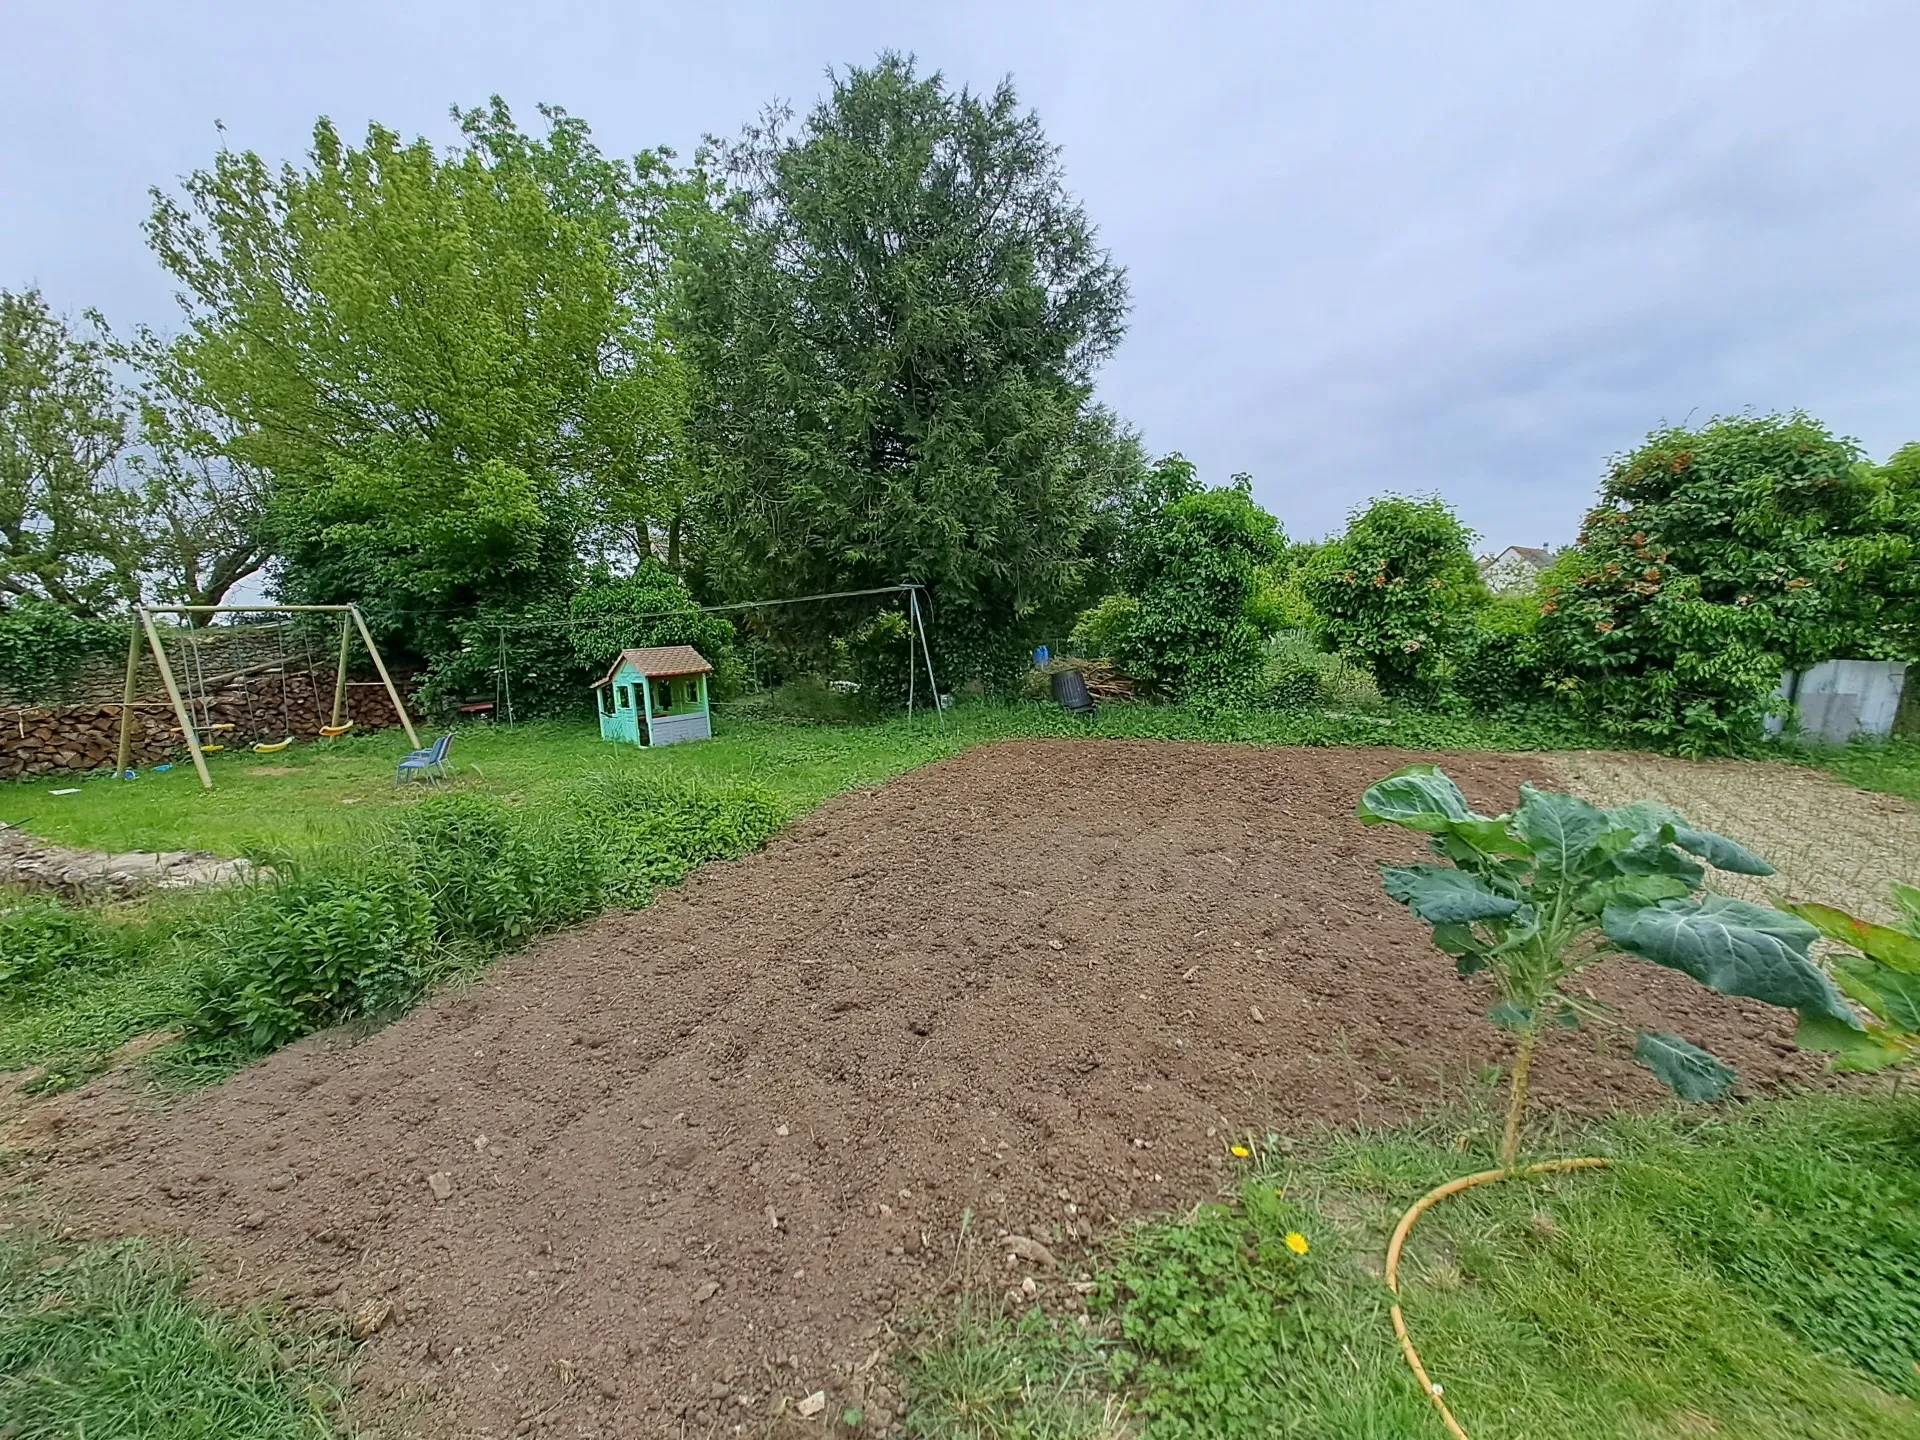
<box><xmin>1050</xmin><ymin>667</ymin><xmax>1095</xmax><ymax>716</ymax></box>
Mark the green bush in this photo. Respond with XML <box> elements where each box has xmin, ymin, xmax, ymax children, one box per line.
<box><xmin>1068</xmin><ymin>592</ymin><xmax>1139</xmax><ymax>660</ymax></box>
<box><xmin>0</xmin><ymin>896</ymin><xmax>127</xmax><ymax>997</ymax></box>
<box><xmin>569</xmin><ymin>771</ymin><xmax>786</xmax><ymax>904</ymax></box>
<box><xmin>1451</xmin><ymin>591</ymin><xmax>1551</xmax><ymax>711</ymax></box>
<box><xmin>1083</xmin><ymin>456</ymin><xmax>1285</xmax><ymax>706</ymax></box>
<box><xmin>844</xmin><ymin>610</ymin><xmax>915</xmax><ymax>715</ymax></box>
<box><xmin>395</xmin><ymin>792</ymin><xmax>604</xmax><ymax>943</ymax></box>
<box><xmin>422</xmin><ymin>566</ymin><xmax>738</xmax><ymax>720</ymax></box>
<box><xmin>182</xmin><ymin>773</ymin><xmax>787</xmax><ymax>1059</ymax></box>
<box><xmin>0</xmin><ymin>598</ymin><xmax>126</xmax><ymax>704</ymax></box>
<box><xmin>184</xmin><ymin>865</ymin><xmax>436</xmax><ymax>1057</ymax></box>
<box><xmin>1263</xmin><ymin>629</ymin><xmax>1383</xmax><ymax>710</ymax></box>
<box><xmin>1302</xmin><ymin>495</ymin><xmax>1486</xmax><ymax>700</ymax></box>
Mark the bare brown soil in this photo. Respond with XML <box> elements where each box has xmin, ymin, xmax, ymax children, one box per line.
<box><xmin>13</xmin><ymin>741</ymin><xmax>1821</xmax><ymax>1437</ymax></box>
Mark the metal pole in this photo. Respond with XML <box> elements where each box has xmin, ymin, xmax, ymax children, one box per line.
<box><xmin>909</xmin><ymin>589</ymin><xmax>943</xmax><ymax>731</ymax></box>
<box><xmin>330</xmin><ymin>614</ymin><xmax>351</xmax><ymax>730</ymax></box>
<box><xmin>905</xmin><ymin>597</ymin><xmax>917</xmax><ymax>724</ymax></box>
<box><xmin>142</xmin><ymin>604</ymin><xmax>359</xmax><ymax>614</ymax></box>
<box><xmin>114</xmin><ymin>618</ymin><xmax>141</xmax><ymax>777</ymax></box>
<box><xmin>348</xmin><ymin>605</ymin><xmax>421</xmax><ymax>748</ymax></box>
<box><xmin>139</xmin><ymin>608</ymin><xmax>213</xmax><ymax>790</ymax></box>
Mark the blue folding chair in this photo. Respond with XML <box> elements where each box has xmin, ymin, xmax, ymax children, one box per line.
<box><xmin>396</xmin><ymin>732</ymin><xmax>455</xmax><ymax>786</ymax></box>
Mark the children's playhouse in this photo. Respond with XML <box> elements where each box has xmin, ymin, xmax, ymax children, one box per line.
<box><xmin>593</xmin><ymin>645</ymin><xmax>714</xmax><ymax>747</ymax></box>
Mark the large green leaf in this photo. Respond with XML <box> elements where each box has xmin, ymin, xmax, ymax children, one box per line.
<box><xmin>1833</xmin><ymin>957</ymin><xmax>1920</xmax><ymax>1032</ymax></box>
<box><xmin>1893</xmin><ymin>882</ymin><xmax>1920</xmax><ymax>932</ymax></box>
<box><xmin>1785</xmin><ymin>901</ymin><xmax>1920</xmax><ymax>974</ymax></box>
<box><xmin>1602</xmin><ymin>894</ymin><xmax>1858</xmax><ymax>1026</ymax></box>
<box><xmin>1357</xmin><ymin>765</ymin><xmax>1475</xmax><ymax>833</ymax></box>
<box><xmin>1795</xmin><ymin>1012</ymin><xmax>1916</xmax><ymax>1073</ymax></box>
<box><xmin>1668</xmin><ymin>825</ymin><xmax>1774</xmax><ymax>876</ymax></box>
<box><xmin>1605</xmin><ymin>799</ymin><xmax>1683</xmax><ymax>839</ymax></box>
<box><xmin>1633</xmin><ymin>1030</ymin><xmax>1736</xmax><ymax>1101</ymax></box>
<box><xmin>1603</xmin><ymin>840</ymin><xmax>1705</xmax><ymax>888</ymax></box>
<box><xmin>1383</xmin><ymin>866</ymin><xmax>1524</xmax><ymax>925</ymax></box>
<box><xmin>1513</xmin><ymin>785</ymin><xmax>1607</xmax><ymax>877</ymax></box>
<box><xmin>1581</xmin><ymin>874</ymin><xmax>1693</xmax><ymax>912</ymax></box>
<box><xmin>1602</xmin><ymin>799</ymin><xmax>1772</xmax><ymax>875</ymax></box>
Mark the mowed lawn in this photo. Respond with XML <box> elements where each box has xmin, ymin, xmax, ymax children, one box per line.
<box><xmin>0</xmin><ymin>710</ymin><xmax>996</xmax><ymax>857</ymax></box>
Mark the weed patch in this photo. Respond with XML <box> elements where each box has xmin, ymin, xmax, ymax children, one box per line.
<box><xmin>902</xmin><ymin>1095</ymin><xmax>1920</xmax><ymax>1440</ymax></box>
<box><xmin>0</xmin><ymin>1229</ymin><xmax>347</xmax><ymax>1439</ymax></box>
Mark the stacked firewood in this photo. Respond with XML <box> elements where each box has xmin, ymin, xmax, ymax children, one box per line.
<box><xmin>0</xmin><ymin>670</ymin><xmax>417</xmax><ymax>779</ymax></box>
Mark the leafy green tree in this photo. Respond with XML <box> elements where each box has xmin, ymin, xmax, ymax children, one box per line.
<box><xmin>1539</xmin><ymin>414</ymin><xmax>1903</xmax><ymax>752</ymax></box>
<box><xmin>0</xmin><ymin>289</ymin><xmax>142</xmax><ymax>616</ymax></box>
<box><xmin>1302</xmin><ymin>495</ymin><xmax>1484</xmax><ymax>699</ymax></box>
<box><xmin>677</xmin><ymin>54</ymin><xmax>1132</xmax><ymax>681</ymax></box>
<box><xmin>120</xmin><ymin>333</ymin><xmax>271</xmax><ymax>613</ymax></box>
<box><xmin>422</xmin><ymin>565</ymin><xmax>735</xmax><ymax>719</ymax></box>
<box><xmin>1082</xmin><ymin>456</ymin><xmax>1285</xmax><ymax>704</ymax></box>
<box><xmin>146</xmin><ymin>102</ymin><xmax>688</xmax><ymax>659</ymax></box>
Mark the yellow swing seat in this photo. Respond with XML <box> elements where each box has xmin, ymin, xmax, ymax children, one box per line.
<box><xmin>319</xmin><ymin>722</ymin><xmax>355</xmax><ymax>737</ymax></box>
<box><xmin>201</xmin><ymin>744</ymin><xmax>225</xmax><ymax>753</ymax></box>
<box><xmin>253</xmin><ymin>736</ymin><xmax>295</xmax><ymax>754</ymax></box>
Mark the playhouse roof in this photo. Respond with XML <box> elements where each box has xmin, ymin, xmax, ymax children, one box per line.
<box><xmin>593</xmin><ymin>645</ymin><xmax>715</xmax><ymax>687</ymax></box>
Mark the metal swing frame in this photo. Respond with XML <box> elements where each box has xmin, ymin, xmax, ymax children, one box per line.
<box><xmin>116</xmin><ymin>604</ymin><xmax>421</xmax><ymax>790</ymax></box>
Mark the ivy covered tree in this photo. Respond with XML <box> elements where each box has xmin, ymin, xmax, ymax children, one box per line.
<box><xmin>677</xmin><ymin>54</ymin><xmax>1133</xmax><ymax>680</ymax></box>
<box><xmin>1074</xmin><ymin>455</ymin><xmax>1285</xmax><ymax>704</ymax></box>
<box><xmin>0</xmin><ymin>289</ymin><xmax>142</xmax><ymax>616</ymax></box>
<box><xmin>1539</xmin><ymin>413</ymin><xmax>1906</xmax><ymax>752</ymax></box>
<box><xmin>146</xmin><ymin>102</ymin><xmax>689</xmax><ymax>660</ymax></box>
<box><xmin>1302</xmin><ymin>495</ymin><xmax>1485</xmax><ymax>699</ymax></box>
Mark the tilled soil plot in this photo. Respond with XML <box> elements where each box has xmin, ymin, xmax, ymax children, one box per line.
<box><xmin>18</xmin><ymin>742</ymin><xmax>1822</xmax><ymax>1437</ymax></box>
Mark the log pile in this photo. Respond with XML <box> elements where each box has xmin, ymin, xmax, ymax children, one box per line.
<box><xmin>0</xmin><ymin>669</ymin><xmax>417</xmax><ymax>780</ymax></box>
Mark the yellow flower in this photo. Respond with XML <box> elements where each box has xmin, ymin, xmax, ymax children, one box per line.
<box><xmin>1285</xmin><ymin>1232</ymin><xmax>1310</xmax><ymax>1256</ymax></box>
<box><xmin>1229</xmin><ymin>1144</ymin><xmax>1251</xmax><ymax>1159</ymax></box>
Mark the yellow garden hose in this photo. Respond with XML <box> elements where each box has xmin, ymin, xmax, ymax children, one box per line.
<box><xmin>1386</xmin><ymin>1157</ymin><xmax>1613</xmax><ymax>1439</ymax></box>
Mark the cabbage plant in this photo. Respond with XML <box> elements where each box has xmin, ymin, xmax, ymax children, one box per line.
<box><xmin>1787</xmin><ymin>883</ymin><xmax>1920</xmax><ymax>1073</ymax></box>
<box><xmin>1358</xmin><ymin>765</ymin><xmax>1861</xmax><ymax>1166</ymax></box>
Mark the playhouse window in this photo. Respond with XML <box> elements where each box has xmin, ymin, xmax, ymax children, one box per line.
<box><xmin>598</xmin><ymin>686</ymin><xmax>612</xmax><ymax>716</ymax></box>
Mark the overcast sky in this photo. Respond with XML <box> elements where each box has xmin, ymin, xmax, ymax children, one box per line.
<box><xmin>5</xmin><ymin>1</ymin><xmax>1915</xmax><ymax>548</ymax></box>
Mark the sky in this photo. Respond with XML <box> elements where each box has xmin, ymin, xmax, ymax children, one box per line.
<box><xmin>5</xmin><ymin>0</ymin><xmax>1916</xmax><ymax>550</ymax></box>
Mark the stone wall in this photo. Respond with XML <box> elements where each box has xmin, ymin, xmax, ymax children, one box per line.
<box><xmin>0</xmin><ymin>669</ymin><xmax>417</xmax><ymax>780</ymax></box>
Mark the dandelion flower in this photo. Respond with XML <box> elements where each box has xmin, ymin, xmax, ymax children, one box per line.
<box><xmin>1229</xmin><ymin>1144</ymin><xmax>1250</xmax><ymax>1159</ymax></box>
<box><xmin>1285</xmin><ymin>1232</ymin><xmax>1310</xmax><ymax>1256</ymax></box>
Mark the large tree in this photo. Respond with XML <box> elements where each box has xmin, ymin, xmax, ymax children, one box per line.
<box><xmin>677</xmin><ymin>54</ymin><xmax>1132</xmax><ymax>679</ymax></box>
<box><xmin>0</xmin><ymin>289</ymin><xmax>143</xmax><ymax>616</ymax></box>
<box><xmin>145</xmin><ymin>102</ymin><xmax>688</xmax><ymax>657</ymax></box>
<box><xmin>120</xmin><ymin>332</ymin><xmax>272</xmax><ymax>612</ymax></box>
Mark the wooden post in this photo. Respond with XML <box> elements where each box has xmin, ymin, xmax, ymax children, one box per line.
<box><xmin>347</xmin><ymin>605</ymin><xmax>421</xmax><ymax>749</ymax></box>
<box><xmin>330</xmin><ymin>613</ymin><xmax>351</xmax><ymax>730</ymax></box>
<box><xmin>114</xmin><ymin>618</ymin><xmax>141</xmax><ymax>777</ymax></box>
<box><xmin>139</xmin><ymin>607</ymin><xmax>213</xmax><ymax>790</ymax></box>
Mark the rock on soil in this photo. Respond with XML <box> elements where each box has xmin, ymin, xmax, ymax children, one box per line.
<box><xmin>0</xmin><ymin>820</ymin><xmax>258</xmax><ymax>898</ymax></box>
<box><xmin>16</xmin><ymin>741</ymin><xmax>1822</xmax><ymax>1438</ymax></box>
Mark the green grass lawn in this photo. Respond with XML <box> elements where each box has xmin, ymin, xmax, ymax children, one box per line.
<box><xmin>901</xmin><ymin>1093</ymin><xmax>1920</xmax><ymax>1440</ymax></box>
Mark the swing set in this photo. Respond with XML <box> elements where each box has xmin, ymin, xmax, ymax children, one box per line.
<box><xmin>116</xmin><ymin>604</ymin><xmax>420</xmax><ymax>791</ymax></box>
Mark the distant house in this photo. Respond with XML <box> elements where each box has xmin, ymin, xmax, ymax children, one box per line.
<box><xmin>1478</xmin><ymin>545</ymin><xmax>1553</xmax><ymax>595</ymax></box>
